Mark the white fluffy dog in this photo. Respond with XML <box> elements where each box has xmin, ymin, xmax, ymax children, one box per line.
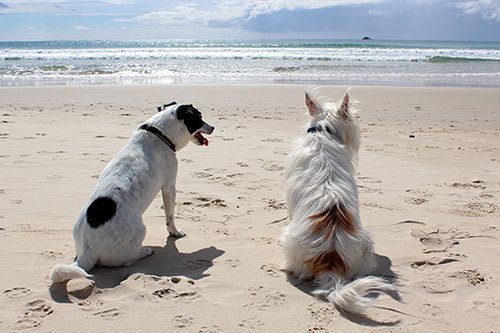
<box><xmin>280</xmin><ymin>90</ymin><xmax>394</xmax><ymax>314</ymax></box>
<box><xmin>50</xmin><ymin>102</ymin><xmax>214</xmax><ymax>282</ymax></box>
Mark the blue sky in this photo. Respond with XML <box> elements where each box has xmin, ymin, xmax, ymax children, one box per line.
<box><xmin>0</xmin><ymin>0</ymin><xmax>499</xmax><ymax>41</ymax></box>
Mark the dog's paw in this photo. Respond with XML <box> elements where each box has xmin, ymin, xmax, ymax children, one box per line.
<box><xmin>136</xmin><ymin>246</ymin><xmax>154</xmax><ymax>261</ymax></box>
<box><xmin>169</xmin><ymin>229</ymin><xmax>186</xmax><ymax>238</ymax></box>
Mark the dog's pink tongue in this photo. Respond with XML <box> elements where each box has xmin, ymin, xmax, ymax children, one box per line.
<box><xmin>203</xmin><ymin>138</ymin><xmax>209</xmax><ymax>146</ymax></box>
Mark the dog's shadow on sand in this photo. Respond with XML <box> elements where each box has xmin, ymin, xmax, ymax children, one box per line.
<box><xmin>289</xmin><ymin>253</ymin><xmax>402</xmax><ymax>327</ymax></box>
<box><xmin>50</xmin><ymin>237</ymin><xmax>224</xmax><ymax>303</ymax></box>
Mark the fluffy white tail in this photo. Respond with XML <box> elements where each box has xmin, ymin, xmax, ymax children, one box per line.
<box><xmin>50</xmin><ymin>262</ymin><xmax>91</xmax><ymax>283</ymax></box>
<box><xmin>314</xmin><ymin>276</ymin><xmax>395</xmax><ymax>314</ymax></box>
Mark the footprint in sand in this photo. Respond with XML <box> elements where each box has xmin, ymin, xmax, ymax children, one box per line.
<box><xmin>194</xmin><ymin>197</ymin><xmax>227</xmax><ymax>208</ymax></box>
<box><xmin>263</xmin><ymin>198</ymin><xmax>286</xmax><ymax>210</ymax></box>
<box><xmin>14</xmin><ymin>299</ymin><xmax>53</xmax><ymax>330</ymax></box>
<box><xmin>358</xmin><ymin>176</ymin><xmax>382</xmax><ymax>184</ymax></box>
<box><xmin>152</xmin><ymin>280</ymin><xmax>199</xmax><ymax>303</ymax></box>
<box><xmin>192</xmin><ymin>171</ymin><xmax>213</xmax><ymax>179</ymax></box>
<box><xmin>171</xmin><ymin>314</ymin><xmax>194</xmax><ymax>328</ymax></box>
<box><xmin>410</xmin><ymin>229</ymin><xmax>459</xmax><ymax>253</ymax></box>
<box><xmin>252</xmin><ymin>236</ymin><xmax>275</xmax><ymax>245</ymax></box>
<box><xmin>174</xmin><ymin>290</ymin><xmax>200</xmax><ymax>302</ymax></box>
<box><xmin>227</xmin><ymin>173</ymin><xmax>244</xmax><ymax>179</ymax></box>
<box><xmin>14</xmin><ymin>318</ymin><xmax>41</xmax><ymax>330</ymax></box>
<box><xmin>182</xmin><ymin>259</ymin><xmax>211</xmax><ymax>270</ymax></box>
<box><xmin>357</xmin><ymin>185</ymin><xmax>383</xmax><ymax>194</ymax></box>
<box><xmin>405</xmin><ymin>197</ymin><xmax>428</xmax><ymax>205</ymax></box>
<box><xmin>261</xmin><ymin>138</ymin><xmax>284</xmax><ymax>143</ymax></box>
<box><xmin>450</xmin><ymin>201</ymin><xmax>496</xmax><ymax>217</ymax></box>
<box><xmin>223</xmin><ymin>259</ymin><xmax>241</xmax><ymax>268</ymax></box>
<box><xmin>454</xmin><ymin>269</ymin><xmax>486</xmax><ymax>286</ymax></box>
<box><xmin>418</xmin><ymin>275</ymin><xmax>454</xmax><ymax>294</ymax></box>
<box><xmin>4</xmin><ymin>287</ymin><xmax>31</xmax><ymax>298</ymax></box>
<box><xmin>244</xmin><ymin>287</ymin><xmax>287</xmax><ymax>310</ymax></box>
<box><xmin>24</xmin><ymin>300</ymin><xmax>53</xmax><ymax>318</ymax></box>
<box><xmin>361</xmin><ymin>201</ymin><xmax>394</xmax><ymax>211</ymax></box>
<box><xmin>419</xmin><ymin>303</ymin><xmax>443</xmax><ymax>317</ymax></box>
<box><xmin>93</xmin><ymin>308</ymin><xmax>123</xmax><ymax>320</ymax></box>
<box><xmin>18</xmin><ymin>224</ymin><xmax>31</xmax><ymax>231</ymax></box>
<box><xmin>307</xmin><ymin>303</ymin><xmax>337</xmax><ymax>328</ymax></box>
<box><xmin>448</xmin><ymin>181</ymin><xmax>486</xmax><ymax>190</ymax></box>
<box><xmin>76</xmin><ymin>300</ymin><xmax>101</xmax><ymax>312</ymax></box>
<box><xmin>261</xmin><ymin>161</ymin><xmax>284</xmax><ymax>172</ymax></box>
<box><xmin>410</xmin><ymin>257</ymin><xmax>459</xmax><ymax>268</ymax></box>
<box><xmin>152</xmin><ymin>288</ymin><xmax>178</xmax><ymax>299</ymax></box>
<box><xmin>38</xmin><ymin>250</ymin><xmax>64</xmax><ymax>260</ymax></box>
<box><xmin>260</xmin><ymin>264</ymin><xmax>283</xmax><ymax>278</ymax></box>
<box><xmin>199</xmin><ymin>324</ymin><xmax>222</xmax><ymax>332</ymax></box>
<box><xmin>238</xmin><ymin>318</ymin><xmax>263</xmax><ymax>329</ymax></box>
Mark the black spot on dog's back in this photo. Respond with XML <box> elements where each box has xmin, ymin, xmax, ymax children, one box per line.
<box><xmin>176</xmin><ymin>104</ymin><xmax>203</xmax><ymax>134</ymax></box>
<box><xmin>86</xmin><ymin>196</ymin><xmax>117</xmax><ymax>229</ymax></box>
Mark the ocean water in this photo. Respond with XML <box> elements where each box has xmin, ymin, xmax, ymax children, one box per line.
<box><xmin>0</xmin><ymin>39</ymin><xmax>499</xmax><ymax>87</ymax></box>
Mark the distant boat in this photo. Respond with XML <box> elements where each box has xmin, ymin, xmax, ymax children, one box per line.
<box><xmin>362</xmin><ymin>36</ymin><xmax>372</xmax><ymax>40</ymax></box>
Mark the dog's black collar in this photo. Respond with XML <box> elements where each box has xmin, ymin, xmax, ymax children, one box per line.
<box><xmin>138</xmin><ymin>123</ymin><xmax>176</xmax><ymax>153</ymax></box>
<box><xmin>307</xmin><ymin>125</ymin><xmax>342</xmax><ymax>142</ymax></box>
<box><xmin>307</xmin><ymin>125</ymin><xmax>332</xmax><ymax>134</ymax></box>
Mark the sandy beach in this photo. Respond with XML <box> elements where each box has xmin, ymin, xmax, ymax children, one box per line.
<box><xmin>0</xmin><ymin>84</ymin><xmax>499</xmax><ymax>332</ymax></box>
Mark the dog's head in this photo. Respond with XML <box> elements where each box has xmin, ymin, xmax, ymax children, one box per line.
<box><xmin>155</xmin><ymin>102</ymin><xmax>214</xmax><ymax>149</ymax></box>
<box><xmin>174</xmin><ymin>104</ymin><xmax>215</xmax><ymax>146</ymax></box>
<box><xmin>304</xmin><ymin>90</ymin><xmax>360</xmax><ymax>153</ymax></box>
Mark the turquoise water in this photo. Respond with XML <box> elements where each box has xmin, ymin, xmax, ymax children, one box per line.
<box><xmin>1</xmin><ymin>39</ymin><xmax>499</xmax><ymax>87</ymax></box>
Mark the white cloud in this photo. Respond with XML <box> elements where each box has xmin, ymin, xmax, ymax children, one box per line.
<box><xmin>455</xmin><ymin>0</ymin><xmax>500</xmax><ymax>21</ymax></box>
<box><xmin>5</xmin><ymin>0</ymin><xmax>134</xmax><ymax>3</ymax></box>
<box><xmin>409</xmin><ymin>0</ymin><xmax>500</xmax><ymax>21</ymax></box>
<box><xmin>244</xmin><ymin>0</ymin><xmax>384</xmax><ymax>18</ymax></box>
<box><xmin>121</xmin><ymin>0</ymin><xmax>386</xmax><ymax>25</ymax></box>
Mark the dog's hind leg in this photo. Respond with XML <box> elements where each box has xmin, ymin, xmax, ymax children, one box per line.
<box><xmin>162</xmin><ymin>185</ymin><xmax>186</xmax><ymax>238</ymax></box>
<box><xmin>122</xmin><ymin>226</ymin><xmax>152</xmax><ymax>266</ymax></box>
<box><xmin>123</xmin><ymin>246</ymin><xmax>153</xmax><ymax>266</ymax></box>
<box><xmin>76</xmin><ymin>245</ymin><xmax>99</xmax><ymax>272</ymax></box>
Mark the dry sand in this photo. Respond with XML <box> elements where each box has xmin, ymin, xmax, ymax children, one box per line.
<box><xmin>0</xmin><ymin>84</ymin><xmax>499</xmax><ymax>332</ymax></box>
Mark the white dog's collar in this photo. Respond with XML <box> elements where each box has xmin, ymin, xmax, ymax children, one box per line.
<box><xmin>139</xmin><ymin>124</ymin><xmax>176</xmax><ymax>153</ymax></box>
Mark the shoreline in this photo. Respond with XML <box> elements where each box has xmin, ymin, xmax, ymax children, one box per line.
<box><xmin>0</xmin><ymin>84</ymin><xmax>499</xmax><ymax>332</ymax></box>
<box><xmin>1</xmin><ymin>81</ymin><xmax>500</xmax><ymax>89</ymax></box>
<box><xmin>1</xmin><ymin>80</ymin><xmax>500</xmax><ymax>89</ymax></box>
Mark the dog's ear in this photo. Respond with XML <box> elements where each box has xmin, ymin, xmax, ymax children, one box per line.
<box><xmin>305</xmin><ymin>93</ymin><xmax>320</xmax><ymax>116</ymax></box>
<box><xmin>157</xmin><ymin>101</ymin><xmax>177</xmax><ymax>112</ymax></box>
<box><xmin>338</xmin><ymin>92</ymin><xmax>350</xmax><ymax>119</ymax></box>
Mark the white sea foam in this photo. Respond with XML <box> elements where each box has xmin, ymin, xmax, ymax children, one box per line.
<box><xmin>2</xmin><ymin>46</ymin><xmax>499</xmax><ymax>62</ymax></box>
<box><xmin>1</xmin><ymin>40</ymin><xmax>499</xmax><ymax>87</ymax></box>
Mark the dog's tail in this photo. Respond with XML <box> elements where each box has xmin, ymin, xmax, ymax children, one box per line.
<box><xmin>50</xmin><ymin>250</ymin><xmax>97</xmax><ymax>282</ymax></box>
<box><xmin>50</xmin><ymin>262</ymin><xmax>91</xmax><ymax>282</ymax></box>
<box><xmin>313</xmin><ymin>276</ymin><xmax>395</xmax><ymax>314</ymax></box>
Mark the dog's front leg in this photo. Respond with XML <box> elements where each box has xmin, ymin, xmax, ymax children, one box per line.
<box><xmin>162</xmin><ymin>185</ymin><xmax>186</xmax><ymax>238</ymax></box>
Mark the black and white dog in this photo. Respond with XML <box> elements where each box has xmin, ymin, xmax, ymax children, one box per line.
<box><xmin>50</xmin><ymin>102</ymin><xmax>214</xmax><ymax>282</ymax></box>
